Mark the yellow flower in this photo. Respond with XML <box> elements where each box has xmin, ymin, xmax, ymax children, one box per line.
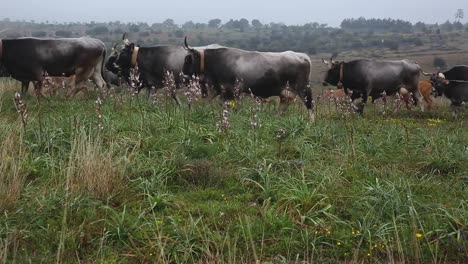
<box><xmin>337</xmin><ymin>242</ymin><xmax>342</xmax><ymax>246</ymax></box>
<box><xmin>416</xmin><ymin>233</ymin><xmax>423</xmax><ymax>238</ymax></box>
<box><xmin>229</xmin><ymin>100</ymin><xmax>236</xmax><ymax>108</ymax></box>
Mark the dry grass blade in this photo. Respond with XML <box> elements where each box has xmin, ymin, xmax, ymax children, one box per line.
<box><xmin>66</xmin><ymin>131</ymin><xmax>125</xmax><ymax>200</ymax></box>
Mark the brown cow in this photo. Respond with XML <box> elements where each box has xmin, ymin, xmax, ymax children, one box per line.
<box><xmin>320</xmin><ymin>89</ymin><xmax>347</xmax><ymax>100</ymax></box>
<box><xmin>399</xmin><ymin>80</ymin><xmax>434</xmax><ymax>111</ymax></box>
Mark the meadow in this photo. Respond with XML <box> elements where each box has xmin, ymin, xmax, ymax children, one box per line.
<box><xmin>0</xmin><ymin>75</ymin><xmax>466</xmax><ymax>264</ymax></box>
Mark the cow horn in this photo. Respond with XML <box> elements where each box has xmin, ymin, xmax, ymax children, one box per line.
<box><xmin>330</xmin><ymin>54</ymin><xmax>337</xmax><ymax>64</ymax></box>
<box><xmin>184</xmin><ymin>36</ymin><xmax>194</xmax><ymax>51</ymax></box>
<box><xmin>112</xmin><ymin>43</ymin><xmax>118</xmax><ymax>53</ymax></box>
<box><xmin>122</xmin><ymin>32</ymin><xmax>130</xmax><ymax>45</ymax></box>
<box><xmin>322</xmin><ymin>58</ymin><xmax>329</xmax><ymax>65</ymax></box>
<box><xmin>421</xmin><ymin>70</ymin><xmax>432</xmax><ymax>76</ymax></box>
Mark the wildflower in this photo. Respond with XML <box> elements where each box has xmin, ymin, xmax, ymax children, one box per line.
<box><xmin>184</xmin><ymin>75</ymin><xmax>202</xmax><ymax>109</ymax></box>
<box><xmin>216</xmin><ymin>101</ymin><xmax>231</xmax><ymax>133</ymax></box>
<box><xmin>95</xmin><ymin>97</ymin><xmax>104</xmax><ymax>130</ymax></box>
<box><xmin>337</xmin><ymin>242</ymin><xmax>342</xmax><ymax>246</ymax></box>
<box><xmin>13</xmin><ymin>92</ymin><xmax>28</xmax><ymax>127</ymax></box>
<box><xmin>415</xmin><ymin>233</ymin><xmax>423</xmax><ymax>238</ymax></box>
<box><xmin>276</xmin><ymin>128</ymin><xmax>287</xmax><ymax>142</ymax></box>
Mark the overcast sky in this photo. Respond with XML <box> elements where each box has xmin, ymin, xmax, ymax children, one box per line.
<box><xmin>2</xmin><ymin>0</ymin><xmax>467</xmax><ymax>27</ymax></box>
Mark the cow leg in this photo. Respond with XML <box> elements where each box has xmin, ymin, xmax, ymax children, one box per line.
<box><xmin>33</xmin><ymin>80</ymin><xmax>48</xmax><ymax>100</ymax></box>
<box><xmin>302</xmin><ymin>86</ymin><xmax>315</xmax><ymax>122</ymax></box>
<box><xmin>90</xmin><ymin>69</ymin><xmax>106</xmax><ymax>95</ymax></box>
<box><xmin>21</xmin><ymin>81</ymin><xmax>30</xmax><ymax>96</ymax></box>
<box><xmin>171</xmin><ymin>89</ymin><xmax>181</xmax><ymax>106</ymax></box>
<box><xmin>425</xmin><ymin>96</ymin><xmax>433</xmax><ymax>111</ymax></box>
<box><xmin>351</xmin><ymin>91</ymin><xmax>367</xmax><ymax>115</ymax></box>
<box><xmin>279</xmin><ymin>89</ymin><xmax>296</xmax><ymax>115</ymax></box>
<box><xmin>68</xmin><ymin>68</ymin><xmax>92</xmax><ymax>98</ymax></box>
<box><xmin>451</xmin><ymin>102</ymin><xmax>462</xmax><ymax>119</ymax></box>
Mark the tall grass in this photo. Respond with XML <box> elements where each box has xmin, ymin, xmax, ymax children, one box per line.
<box><xmin>0</xmin><ymin>77</ymin><xmax>466</xmax><ymax>263</ymax></box>
<box><xmin>0</xmin><ymin>125</ymin><xmax>27</xmax><ymax>212</ymax></box>
<box><xmin>65</xmin><ymin>129</ymin><xmax>127</xmax><ymax>200</ymax></box>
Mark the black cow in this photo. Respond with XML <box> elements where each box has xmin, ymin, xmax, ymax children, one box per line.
<box><xmin>182</xmin><ymin>37</ymin><xmax>315</xmax><ymax>120</ymax></box>
<box><xmin>322</xmin><ymin>56</ymin><xmax>421</xmax><ymax>114</ymax></box>
<box><xmin>0</xmin><ymin>37</ymin><xmax>107</xmax><ymax>98</ymax></box>
<box><xmin>425</xmin><ymin>65</ymin><xmax>468</xmax><ymax>118</ymax></box>
<box><xmin>105</xmin><ymin>34</ymin><xmax>186</xmax><ymax>104</ymax></box>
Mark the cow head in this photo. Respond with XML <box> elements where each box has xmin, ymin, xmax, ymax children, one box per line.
<box><xmin>322</xmin><ymin>55</ymin><xmax>342</xmax><ymax>87</ymax></box>
<box><xmin>182</xmin><ymin>37</ymin><xmax>203</xmax><ymax>78</ymax></box>
<box><xmin>105</xmin><ymin>43</ymin><xmax>120</xmax><ymax>74</ymax></box>
<box><xmin>430</xmin><ymin>72</ymin><xmax>449</xmax><ymax>96</ymax></box>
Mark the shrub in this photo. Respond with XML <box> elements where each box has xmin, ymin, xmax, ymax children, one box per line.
<box><xmin>433</xmin><ymin>57</ymin><xmax>447</xmax><ymax>69</ymax></box>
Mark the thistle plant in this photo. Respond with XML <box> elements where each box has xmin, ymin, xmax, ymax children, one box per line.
<box><xmin>95</xmin><ymin>97</ymin><xmax>104</xmax><ymax>130</ymax></box>
<box><xmin>276</xmin><ymin>128</ymin><xmax>287</xmax><ymax>157</ymax></box>
<box><xmin>380</xmin><ymin>91</ymin><xmax>388</xmax><ymax>115</ymax></box>
<box><xmin>129</xmin><ymin>65</ymin><xmax>141</xmax><ymax>96</ymax></box>
<box><xmin>217</xmin><ymin>101</ymin><xmax>231</xmax><ymax>133</ymax></box>
<box><xmin>184</xmin><ymin>75</ymin><xmax>202</xmax><ymax>109</ymax></box>
<box><xmin>234</xmin><ymin>78</ymin><xmax>243</xmax><ymax>99</ymax></box>
<box><xmin>13</xmin><ymin>92</ymin><xmax>28</xmax><ymax>128</ymax></box>
<box><xmin>394</xmin><ymin>91</ymin><xmax>403</xmax><ymax>113</ymax></box>
<box><xmin>162</xmin><ymin>71</ymin><xmax>177</xmax><ymax>102</ymax></box>
<box><xmin>246</xmin><ymin>88</ymin><xmax>262</xmax><ymax>132</ymax></box>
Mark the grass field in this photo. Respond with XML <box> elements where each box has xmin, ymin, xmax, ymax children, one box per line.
<box><xmin>0</xmin><ymin>77</ymin><xmax>467</xmax><ymax>263</ymax></box>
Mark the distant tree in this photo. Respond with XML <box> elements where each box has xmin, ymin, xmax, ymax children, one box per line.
<box><xmin>55</xmin><ymin>30</ymin><xmax>72</xmax><ymax>38</ymax></box>
<box><xmin>251</xmin><ymin>19</ymin><xmax>263</xmax><ymax>28</ymax></box>
<box><xmin>239</xmin><ymin>18</ymin><xmax>250</xmax><ymax>32</ymax></box>
<box><xmin>182</xmin><ymin>21</ymin><xmax>195</xmax><ymax>29</ymax></box>
<box><xmin>174</xmin><ymin>30</ymin><xmax>184</xmax><ymax>38</ymax></box>
<box><xmin>129</xmin><ymin>24</ymin><xmax>140</xmax><ymax>33</ymax></box>
<box><xmin>163</xmin><ymin>19</ymin><xmax>175</xmax><ymax>28</ymax></box>
<box><xmin>86</xmin><ymin>26</ymin><xmax>109</xmax><ymax>35</ymax></box>
<box><xmin>413</xmin><ymin>37</ymin><xmax>424</xmax><ymax>46</ymax></box>
<box><xmin>32</xmin><ymin>31</ymin><xmax>47</xmax><ymax>37</ymax></box>
<box><xmin>440</xmin><ymin>20</ymin><xmax>454</xmax><ymax>32</ymax></box>
<box><xmin>453</xmin><ymin>21</ymin><xmax>464</xmax><ymax>31</ymax></box>
<box><xmin>113</xmin><ymin>28</ymin><xmax>124</xmax><ymax>35</ymax></box>
<box><xmin>455</xmin><ymin>9</ymin><xmax>464</xmax><ymax>22</ymax></box>
<box><xmin>139</xmin><ymin>31</ymin><xmax>150</xmax><ymax>37</ymax></box>
<box><xmin>433</xmin><ymin>57</ymin><xmax>447</xmax><ymax>69</ymax></box>
<box><xmin>208</xmin><ymin>19</ymin><xmax>222</xmax><ymax>28</ymax></box>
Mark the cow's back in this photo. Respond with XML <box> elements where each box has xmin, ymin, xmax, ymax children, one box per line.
<box><xmin>443</xmin><ymin>65</ymin><xmax>468</xmax><ymax>81</ymax></box>
<box><xmin>2</xmin><ymin>37</ymin><xmax>105</xmax><ymax>77</ymax></box>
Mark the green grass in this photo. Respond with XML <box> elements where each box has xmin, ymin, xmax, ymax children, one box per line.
<box><xmin>0</xmin><ymin>81</ymin><xmax>467</xmax><ymax>263</ymax></box>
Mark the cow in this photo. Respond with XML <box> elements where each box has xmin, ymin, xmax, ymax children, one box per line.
<box><xmin>182</xmin><ymin>37</ymin><xmax>315</xmax><ymax>121</ymax></box>
<box><xmin>322</xmin><ymin>55</ymin><xmax>421</xmax><ymax>115</ymax></box>
<box><xmin>423</xmin><ymin>65</ymin><xmax>468</xmax><ymax>118</ymax></box>
<box><xmin>398</xmin><ymin>80</ymin><xmax>435</xmax><ymax>111</ymax></box>
<box><xmin>103</xmin><ymin>69</ymin><xmax>121</xmax><ymax>87</ymax></box>
<box><xmin>105</xmin><ymin>34</ymin><xmax>187</xmax><ymax>104</ymax></box>
<box><xmin>0</xmin><ymin>36</ymin><xmax>107</xmax><ymax>98</ymax></box>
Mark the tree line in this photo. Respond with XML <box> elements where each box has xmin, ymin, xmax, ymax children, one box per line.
<box><xmin>1</xmin><ymin>17</ymin><xmax>467</xmax><ymax>54</ymax></box>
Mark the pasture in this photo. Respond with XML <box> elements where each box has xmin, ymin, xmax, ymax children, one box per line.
<box><xmin>0</xmin><ymin>76</ymin><xmax>466</xmax><ymax>263</ymax></box>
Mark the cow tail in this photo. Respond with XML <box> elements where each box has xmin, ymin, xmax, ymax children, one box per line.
<box><xmin>101</xmin><ymin>48</ymin><xmax>110</xmax><ymax>89</ymax></box>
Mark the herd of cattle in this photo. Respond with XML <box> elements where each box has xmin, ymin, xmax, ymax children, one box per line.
<box><xmin>0</xmin><ymin>33</ymin><xmax>467</xmax><ymax>119</ymax></box>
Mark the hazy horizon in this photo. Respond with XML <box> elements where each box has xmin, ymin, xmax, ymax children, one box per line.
<box><xmin>2</xmin><ymin>0</ymin><xmax>467</xmax><ymax>27</ymax></box>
